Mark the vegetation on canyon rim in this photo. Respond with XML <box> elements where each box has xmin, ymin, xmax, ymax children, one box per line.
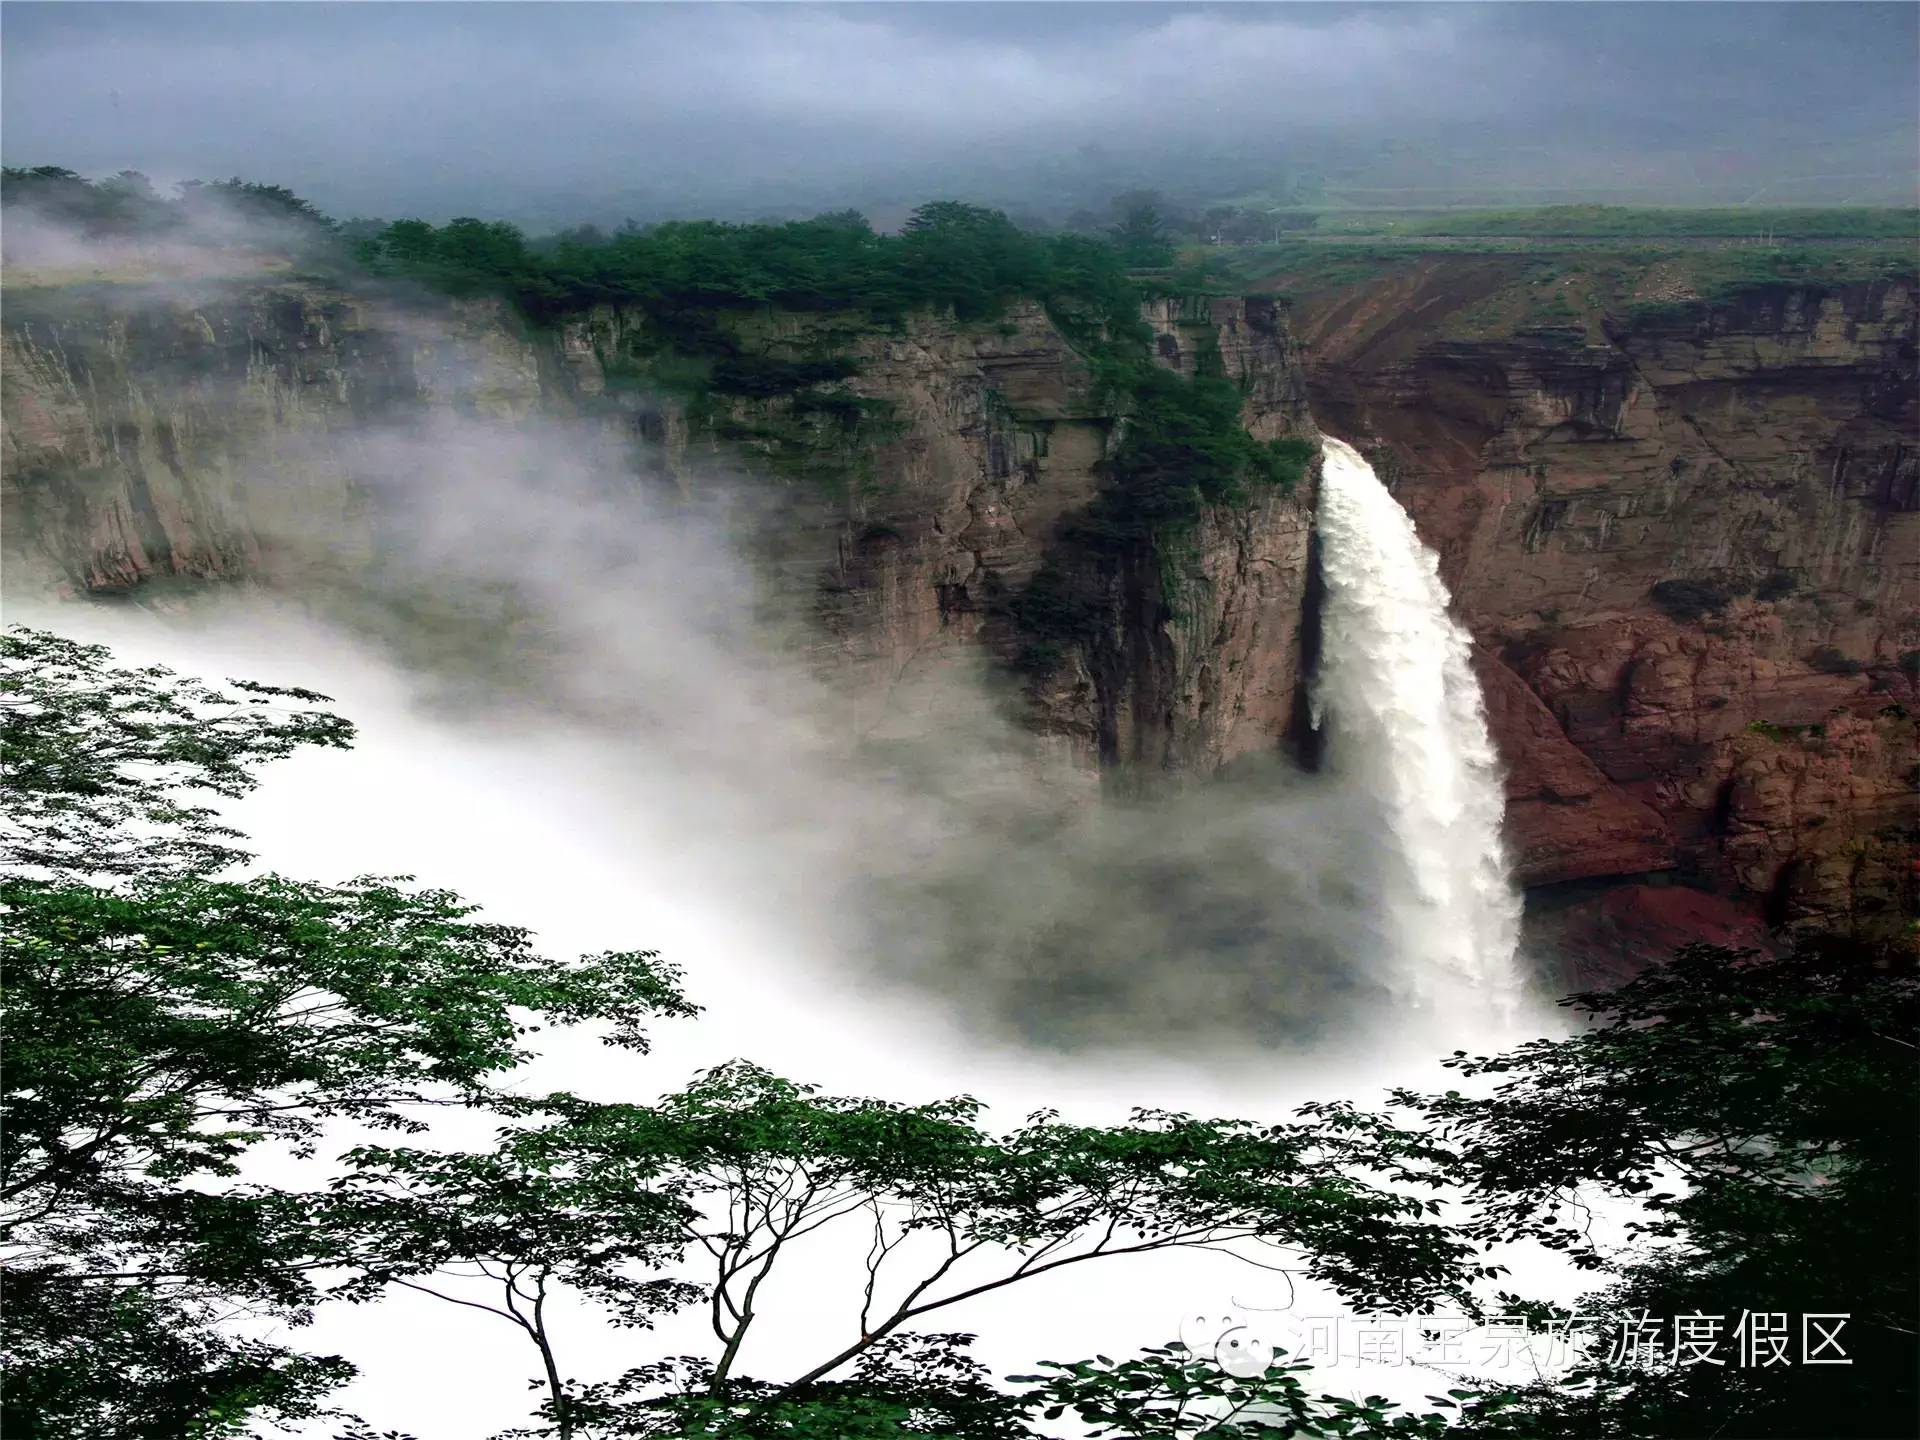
<box><xmin>6</xmin><ymin>166</ymin><xmax>1313</xmax><ymax>683</ymax></box>
<box><xmin>1</xmin><ymin>626</ymin><xmax>1914</xmax><ymax>1439</ymax></box>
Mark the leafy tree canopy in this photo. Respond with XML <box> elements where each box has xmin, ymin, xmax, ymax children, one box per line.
<box><xmin>2</xmin><ymin>166</ymin><xmax>337</xmax><ymax>242</ymax></box>
<box><xmin>1403</xmin><ymin>939</ymin><xmax>1919</xmax><ymax>1439</ymax></box>
<box><xmin>1108</xmin><ymin>189</ymin><xmax>1179</xmax><ymax>268</ymax></box>
<box><xmin>0</xmin><ymin>629</ymin><xmax>693</xmax><ymax>1438</ymax></box>
<box><xmin>349</xmin><ymin>197</ymin><xmax>1146</xmax><ymax>331</ymax></box>
<box><xmin>4</xmin><ymin>639</ymin><xmax>1914</xmax><ymax>1440</ymax></box>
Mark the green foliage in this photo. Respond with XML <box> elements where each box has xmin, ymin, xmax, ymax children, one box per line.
<box><xmin>1</xmin><ymin>627</ymin><xmax>1480</xmax><ymax>1440</ymax></box>
<box><xmin>1074</xmin><ymin>366</ymin><xmax>1312</xmax><ymax>550</ymax></box>
<box><xmin>2</xmin><ymin>1277</ymin><xmax>352</xmax><ymax>1440</ymax></box>
<box><xmin>333</xmin><ymin>1060</ymin><xmax>1480</xmax><ymax>1435</ymax></box>
<box><xmin>349</xmin><ymin>202</ymin><xmax>1152</xmax><ymax>505</ymax></box>
<box><xmin>811</xmin><ymin>208</ymin><xmax>874</xmax><ymax>233</ymax></box>
<box><xmin>1</xmin><ymin>166</ymin><xmax>337</xmax><ymax>243</ymax></box>
<box><xmin>1211</xmin><ymin>228</ymin><xmax>1916</xmax><ymax>322</ymax></box>
<box><xmin>178</xmin><ymin>177</ymin><xmax>336</xmax><ymax>231</ymax></box>
<box><xmin>1407</xmin><ymin>939</ymin><xmax>1920</xmax><ymax>1438</ymax></box>
<box><xmin>0</xmin><ymin>628</ymin><xmax>695</xmax><ymax>1439</ymax></box>
<box><xmin>1108</xmin><ymin>189</ymin><xmax>1178</xmax><ymax>268</ymax></box>
<box><xmin>2</xmin><ymin>166</ymin><xmax>109</xmax><ymax>224</ymax></box>
<box><xmin>16</xmin><ymin>628</ymin><xmax>1909</xmax><ymax>1439</ymax></box>
<box><xmin>1691</xmin><ymin>243</ymin><xmax>1920</xmax><ymax>293</ymax></box>
<box><xmin>1341</xmin><ymin>205</ymin><xmax>1920</xmax><ymax>241</ymax></box>
<box><xmin>565</xmin><ymin>1335</ymin><xmax>1030</xmax><ymax>1438</ymax></box>
<box><xmin>1</xmin><ymin>629</ymin><xmax>353</xmax><ymax>881</ymax></box>
<box><xmin>325</xmin><ymin>1140</ymin><xmax>701</xmax><ymax>1439</ymax></box>
<box><xmin>1010</xmin><ymin>1343</ymin><xmax>1522</xmax><ymax>1437</ymax></box>
<box><xmin>6</xmin><ymin>873</ymin><xmax>686</xmax><ymax>1159</ymax></box>
<box><xmin>359</xmin><ymin>215</ymin><xmax>534</xmax><ymax>296</ymax></box>
<box><xmin>349</xmin><ymin>189</ymin><xmax>1306</xmax><ymax>687</ymax></box>
<box><xmin>1006</xmin><ymin>347</ymin><xmax>1313</xmax><ymax>673</ymax></box>
<box><xmin>355</xmin><ymin>201</ymin><xmax>1140</xmax><ymax>330</ymax></box>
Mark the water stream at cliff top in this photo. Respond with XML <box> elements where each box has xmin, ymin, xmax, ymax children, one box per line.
<box><xmin>1311</xmin><ymin>435</ymin><xmax>1522</xmax><ymax>1007</ymax></box>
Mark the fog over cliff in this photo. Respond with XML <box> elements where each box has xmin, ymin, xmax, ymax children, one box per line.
<box><xmin>0</xmin><ymin>300</ymin><xmax>1446</xmax><ymax>1055</ymax></box>
<box><xmin>5</xmin><ymin>2</ymin><xmax>1915</xmax><ymax>224</ymax></box>
<box><xmin>1</xmin><ymin>226</ymin><xmax>1570</xmax><ymax>1430</ymax></box>
<box><xmin>5</xmin><ymin>7</ymin><xmax>1914</xmax><ymax>1435</ymax></box>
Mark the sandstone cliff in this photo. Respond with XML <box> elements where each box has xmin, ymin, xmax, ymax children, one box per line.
<box><xmin>2</xmin><ymin>280</ymin><xmax>546</xmax><ymax>593</ymax></box>
<box><xmin>1</xmin><ymin>277</ymin><xmax>1319</xmax><ymax>781</ymax></box>
<box><xmin>1282</xmin><ymin>255</ymin><xmax>1918</xmax><ymax>940</ymax></box>
<box><xmin>8</xmin><ymin>257</ymin><xmax>1911</xmax><ymax>951</ymax></box>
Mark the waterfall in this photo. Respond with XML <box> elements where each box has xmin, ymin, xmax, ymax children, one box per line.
<box><xmin>1311</xmin><ymin>436</ymin><xmax>1522</xmax><ymax>1008</ymax></box>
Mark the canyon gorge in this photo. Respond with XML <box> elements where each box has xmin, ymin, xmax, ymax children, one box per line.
<box><xmin>3</xmin><ymin>256</ymin><xmax>1915</xmax><ymax>979</ymax></box>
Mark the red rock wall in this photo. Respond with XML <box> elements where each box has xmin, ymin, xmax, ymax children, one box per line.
<box><xmin>1291</xmin><ymin>260</ymin><xmax>1918</xmax><ymax>939</ymax></box>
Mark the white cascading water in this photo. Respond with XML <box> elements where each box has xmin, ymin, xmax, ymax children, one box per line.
<box><xmin>1311</xmin><ymin>435</ymin><xmax>1522</xmax><ymax>1009</ymax></box>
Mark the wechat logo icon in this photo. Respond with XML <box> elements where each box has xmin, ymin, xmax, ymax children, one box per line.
<box><xmin>1179</xmin><ymin>1308</ymin><xmax>1277</xmax><ymax>1378</ymax></box>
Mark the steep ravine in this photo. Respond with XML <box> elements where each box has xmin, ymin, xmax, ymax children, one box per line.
<box><xmin>5</xmin><ymin>265</ymin><xmax>1913</xmax><ymax>959</ymax></box>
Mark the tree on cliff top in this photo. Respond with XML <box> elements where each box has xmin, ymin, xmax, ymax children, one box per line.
<box><xmin>1108</xmin><ymin>190</ymin><xmax>1178</xmax><ymax>268</ymax></box>
<box><xmin>354</xmin><ymin>197</ymin><xmax>1145</xmax><ymax>329</ymax></box>
<box><xmin>2</xmin><ymin>167</ymin><xmax>338</xmax><ymax>246</ymax></box>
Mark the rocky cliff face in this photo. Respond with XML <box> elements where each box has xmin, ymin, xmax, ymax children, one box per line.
<box><xmin>1013</xmin><ymin>296</ymin><xmax>1320</xmax><ymax>780</ymax></box>
<box><xmin>9</xmin><ymin>259</ymin><xmax>1910</xmax><ymax>952</ymax></box>
<box><xmin>557</xmin><ymin>293</ymin><xmax>1319</xmax><ymax>776</ymax></box>
<box><xmin>2</xmin><ymin>280</ymin><xmax>548</xmax><ymax>594</ymax></box>
<box><xmin>1286</xmin><ymin>257</ymin><xmax>1918</xmax><ymax>941</ymax></box>
<box><xmin>1</xmin><ymin>278</ymin><xmax>1319</xmax><ymax>781</ymax></box>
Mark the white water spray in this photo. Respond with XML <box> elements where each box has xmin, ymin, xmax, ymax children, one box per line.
<box><xmin>1311</xmin><ymin>436</ymin><xmax>1522</xmax><ymax>1008</ymax></box>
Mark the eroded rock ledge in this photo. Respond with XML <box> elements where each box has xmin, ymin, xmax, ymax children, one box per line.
<box><xmin>6</xmin><ymin>264</ymin><xmax>1913</xmax><ymax>949</ymax></box>
<box><xmin>1288</xmin><ymin>258</ymin><xmax>1917</xmax><ymax>939</ymax></box>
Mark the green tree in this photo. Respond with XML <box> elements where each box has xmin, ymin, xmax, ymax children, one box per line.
<box><xmin>0</xmin><ymin>166</ymin><xmax>340</xmax><ymax>253</ymax></box>
<box><xmin>1108</xmin><ymin>191</ymin><xmax>1177</xmax><ymax>268</ymax></box>
<box><xmin>1406</xmin><ymin>939</ymin><xmax>1920</xmax><ymax>1439</ymax></box>
<box><xmin>0</xmin><ymin>629</ymin><xmax>694</xmax><ymax>1438</ymax></box>
<box><xmin>178</xmin><ymin>177</ymin><xmax>337</xmax><ymax>232</ymax></box>
<box><xmin>346</xmin><ymin>194</ymin><xmax>1152</xmax><ymax>347</ymax></box>
<box><xmin>1009</xmin><ymin>1343</ymin><xmax>1527</xmax><ymax>1438</ymax></box>
<box><xmin>330</xmin><ymin>1060</ymin><xmax>1484</xmax><ymax>1436</ymax></box>
<box><xmin>1</xmin><ymin>166</ymin><xmax>112</xmax><ymax>230</ymax></box>
<box><xmin>13</xmin><ymin>626</ymin><xmax>1909</xmax><ymax>1440</ymax></box>
<box><xmin>2</xmin><ymin>630</ymin><xmax>352</xmax><ymax>881</ymax></box>
<box><xmin>563</xmin><ymin>1334</ymin><xmax>1032</xmax><ymax>1438</ymax></box>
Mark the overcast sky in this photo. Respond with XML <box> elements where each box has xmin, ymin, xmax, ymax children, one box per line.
<box><xmin>5</xmin><ymin>2</ymin><xmax>1916</xmax><ymax>224</ymax></box>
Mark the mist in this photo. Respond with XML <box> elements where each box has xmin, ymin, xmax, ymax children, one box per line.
<box><xmin>22</xmin><ymin>587</ymin><xmax>1602</xmax><ymax>1439</ymax></box>
<box><xmin>5</xmin><ymin>2</ymin><xmax>1915</xmax><ymax>226</ymax></box>
<box><xmin>3</xmin><ymin>256</ymin><xmax>1586</xmax><ymax>1430</ymax></box>
<box><xmin>6</xmin><ymin>6</ymin><xmax>1910</xmax><ymax>1432</ymax></box>
<box><xmin>5</xmin><ymin>296</ymin><xmax>1508</xmax><ymax>1057</ymax></box>
<box><xmin>8</xmin><ymin>400</ymin><xmax>1581</xmax><ymax>1440</ymax></box>
<box><xmin>0</xmin><ymin>165</ymin><xmax>1639</xmax><ymax>1435</ymax></box>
